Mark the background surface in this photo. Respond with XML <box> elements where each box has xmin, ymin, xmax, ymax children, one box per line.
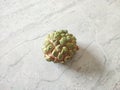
<box><xmin>0</xmin><ymin>0</ymin><xmax>120</xmax><ymax>90</ymax></box>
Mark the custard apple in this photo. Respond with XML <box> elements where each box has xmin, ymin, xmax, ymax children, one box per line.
<box><xmin>42</xmin><ymin>30</ymin><xmax>79</xmax><ymax>63</ymax></box>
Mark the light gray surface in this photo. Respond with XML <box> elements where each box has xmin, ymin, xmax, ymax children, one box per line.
<box><xmin>0</xmin><ymin>0</ymin><xmax>120</xmax><ymax>90</ymax></box>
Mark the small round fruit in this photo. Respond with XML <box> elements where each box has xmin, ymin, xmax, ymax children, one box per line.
<box><xmin>42</xmin><ymin>30</ymin><xmax>79</xmax><ymax>63</ymax></box>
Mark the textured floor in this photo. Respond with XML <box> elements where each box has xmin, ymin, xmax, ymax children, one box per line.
<box><xmin>0</xmin><ymin>0</ymin><xmax>120</xmax><ymax>90</ymax></box>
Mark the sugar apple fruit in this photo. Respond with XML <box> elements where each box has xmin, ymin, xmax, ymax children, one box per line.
<box><xmin>42</xmin><ymin>30</ymin><xmax>79</xmax><ymax>63</ymax></box>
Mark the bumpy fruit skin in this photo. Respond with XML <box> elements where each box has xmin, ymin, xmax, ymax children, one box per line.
<box><xmin>42</xmin><ymin>30</ymin><xmax>79</xmax><ymax>63</ymax></box>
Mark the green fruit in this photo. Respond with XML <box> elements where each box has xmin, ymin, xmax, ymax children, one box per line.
<box><xmin>42</xmin><ymin>30</ymin><xmax>79</xmax><ymax>63</ymax></box>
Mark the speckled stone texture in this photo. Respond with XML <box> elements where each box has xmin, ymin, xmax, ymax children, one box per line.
<box><xmin>0</xmin><ymin>0</ymin><xmax>120</xmax><ymax>90</ymax></box>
